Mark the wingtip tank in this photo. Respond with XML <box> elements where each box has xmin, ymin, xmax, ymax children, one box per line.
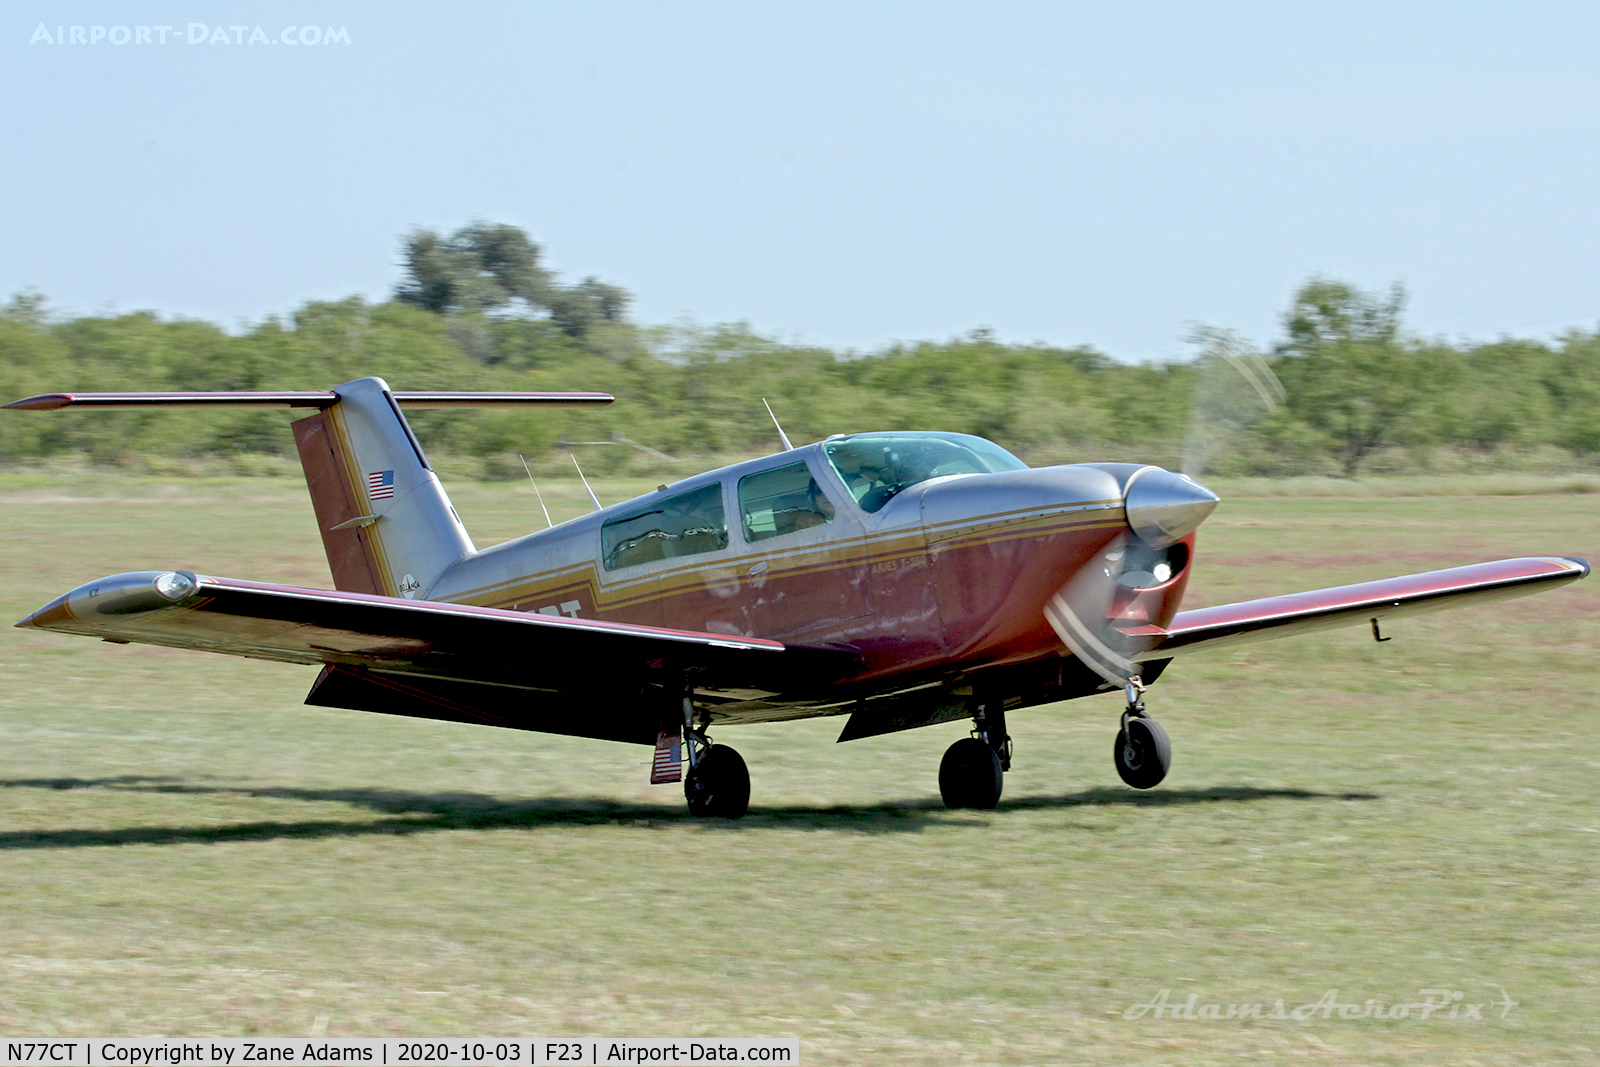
<box><xmin>16</xmin><ymin>571</ymin><xmax>203</xmax><ymax>634</ymax></box>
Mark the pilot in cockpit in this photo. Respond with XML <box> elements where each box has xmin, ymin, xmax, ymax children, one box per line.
<box><xmin>832</xmin><ymin>447</ymin><xmax>906</xmax><ymax>511</ymax></box>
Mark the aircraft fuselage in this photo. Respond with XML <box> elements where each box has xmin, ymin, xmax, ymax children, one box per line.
<box><xmin>425</xmin><ymin>439</ymin><xmax>1197</xmax><ymax>722</ymax></box>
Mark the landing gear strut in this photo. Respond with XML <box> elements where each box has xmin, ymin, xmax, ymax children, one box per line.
<box><xmin>1113</xmin><ymin>677</ymin><xmax>1171</xmax><ymax>789</ymax></box>
<box><xmin>940</xmin><ymin>699</ymin><xmax>1011</xmax><ymax>810</ymax></box>
<box><xmin>681</xmin><ymin>695</ymin><xmax>749</xmax><ymax>819</ymax></box>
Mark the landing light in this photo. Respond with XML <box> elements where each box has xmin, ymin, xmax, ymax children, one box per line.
<box><xmin>1113</xmin><ymin>541</ymin><xmax>1188</xmax><ymax>590</ymax></box>
<box><xmin>154</xmin><ymin>571</ymin><xmax>197</xmax><ymax>601</ymax></box>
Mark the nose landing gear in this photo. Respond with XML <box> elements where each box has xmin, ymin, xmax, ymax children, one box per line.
<box><xmin>1113</xmin><ymin>678</ymin><xmax>1171</xmax><ymax>789</ymax></box>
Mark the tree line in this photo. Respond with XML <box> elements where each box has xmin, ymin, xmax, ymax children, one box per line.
<box><xmin>1</xmin><ymin>223</ymin><xmax>1596</xmax><ymax>478</ymax></box>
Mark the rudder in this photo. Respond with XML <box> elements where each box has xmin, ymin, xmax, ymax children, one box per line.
<box><xmin>292</xmin><ymin>376</ymin><xmax>473</xmax><ymax>598</ymax></box>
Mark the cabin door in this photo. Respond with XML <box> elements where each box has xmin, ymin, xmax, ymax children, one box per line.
<box><xmin>731</xmin><ymin>459</ymin><xmax>874</xmax><ymax>641</ymax></box>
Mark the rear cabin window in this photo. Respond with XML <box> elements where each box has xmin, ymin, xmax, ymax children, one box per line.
<box><xmin>601</xmin><ymin>483</ymin><xmax>728</xmax><ymax>571</ymax></box>
<box><xmin>739</xmin><ymin>462</ymin><xmax>836</xmax><ymax>543</ymax></box>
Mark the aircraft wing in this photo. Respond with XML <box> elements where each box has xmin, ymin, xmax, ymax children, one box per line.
<box><xmin>16</xmin><ymin>571</ymin><xmax>860</xmax><ymax>743</ymax></box>
<box><xmin>1128</xmin><ymin>556</ymin><xmax>1589</xmax><ymax>663</ymax></box>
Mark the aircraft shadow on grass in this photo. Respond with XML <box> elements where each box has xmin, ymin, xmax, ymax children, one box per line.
<box><xmin>0</xmin><ymin>775</ymin><xmax>1379</xmax><ymax>850</ymax></box>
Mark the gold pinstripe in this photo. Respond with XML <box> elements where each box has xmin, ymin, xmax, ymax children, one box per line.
<box><xmin>440</xmin><ymin>499</ymin><xmax>1123</xmax><ymax>605</ymax></box>
<box><xmin>443</xmin><ymin>505</ymin><xmax>1128</xmax><ymax>615</ymax></box>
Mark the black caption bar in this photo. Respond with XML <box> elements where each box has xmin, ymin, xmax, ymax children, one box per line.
<box><xmin>1</xmin><ymin>1041</ymin><xmax>797</xmax><ymax>1067</ymax></box>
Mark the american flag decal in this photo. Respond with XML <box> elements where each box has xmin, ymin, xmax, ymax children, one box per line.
<box><xmin>367</xmin><ymin>470</ymin><xmax>395</xmax><ymax>500</ymax></box>
<box><xmin>651</xmin><ymin>725</ymin><xmax>683</xmax><ymax>784</ymax></box>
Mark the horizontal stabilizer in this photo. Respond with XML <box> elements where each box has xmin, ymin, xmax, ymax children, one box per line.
<box><xmin>5</xmin><ymin>377</ymin><xmax>615</xmax><ymax>599</ymax></box>
<box><xmin>4</xmin><ymin>390</ymin><xmax>613</xmax><ymax>410</ymax></box>
<box><xmin>1133</xmin><ymin>556</ymin><xmax>1589</xmax><ymax>662</ymax></box>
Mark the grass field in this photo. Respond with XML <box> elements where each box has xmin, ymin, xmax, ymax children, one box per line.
<box><xmin>0</xmin><ymin>470</ymin><xmax>1595</xmax><ymax>1065</ymax></box>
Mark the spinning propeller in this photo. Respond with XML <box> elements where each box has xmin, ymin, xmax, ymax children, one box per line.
<box><xmin>1046</xmin><ymin>329</ymin><xmax>1283</xmax><ymax>687</ymax></box>
<box><xmin>1180</xmin><ymin>325</ymin><xmax>1287</xmax><ymax>479</ymax></box>
<box><xmin>1044</xmin><ymin>469</ymin><xmax>1218</xmax><ymax>687</ymax></box>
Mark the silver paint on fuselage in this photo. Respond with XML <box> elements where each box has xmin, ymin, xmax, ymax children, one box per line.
<box><xmin>425</xmin><ymin>443</ymin><xmax>866</xmax><ymax>614</ymax></box>
<box><xmin>423</xmin><ymin>445</ymin><xmax>1196</xmax><ymax>649</ymax></box>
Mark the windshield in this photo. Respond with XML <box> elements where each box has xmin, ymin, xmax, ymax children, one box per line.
<box><xmin>823</xmin><ymin>432</ymin><xmax>1028</xmax><ymax>513</ymax></box>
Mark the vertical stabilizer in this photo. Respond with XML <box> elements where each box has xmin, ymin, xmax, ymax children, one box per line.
<box><xmin>292</xmin><ymin>376</ymin><xmax>475</xmax><ymax>598</ymax></box>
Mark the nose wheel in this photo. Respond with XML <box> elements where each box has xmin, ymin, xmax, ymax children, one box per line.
<box><xmin>1113</xmin><ymin>680</ymin><xmax>1171</xmax><ymax>789</ymax></box>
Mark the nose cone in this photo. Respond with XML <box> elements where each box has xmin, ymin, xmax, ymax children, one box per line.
<box><xmin>1124</xmin><ymin>467</ymin><xmax>1220</xmax><ymax>547</ymax></box>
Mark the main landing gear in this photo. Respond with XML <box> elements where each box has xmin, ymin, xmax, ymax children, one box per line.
<box><xmin>938</xmin><ymin>679</ymin><xmax>1172</xmax><ymax>807</ymax></box>
<box><xmin>940</xmin><ymin>700</ymin><xmax>1011</xmax><ymax>810</ymax></box>
<box><xmin>1113</xmin><ymin>678</ymin><xmax>1171</xmax><ymax>790</ymax></box>
<box><xmin>682</xmin><ymin>701</ymin><xmax>750</xmax><ymax>819</ymax></box>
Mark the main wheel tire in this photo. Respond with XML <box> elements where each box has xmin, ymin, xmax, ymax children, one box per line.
<box><xmin>939</xmin><ymin>737</ymin><xmax>1003</xmax><ymax>810</ymax></box>
<box><xmin>1114</xmin><ymin>716</ymin><xmax>1172</xmax><ymax>789</ymax></box>
<box><xmin>684</xmin><ymin>745</ymin><xmax>750</xmax><ymax>819</ymax></box>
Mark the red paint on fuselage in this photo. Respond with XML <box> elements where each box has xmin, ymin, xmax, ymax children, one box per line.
<box><xmin>441</xmin><ymin>460</ymin><xmax>1196</xmax><ymax>699</ymax></box>
<box><xmin>625</xmin><ymin>477</ymin><xmax>1196</xmax><ymax>690</ymax></box>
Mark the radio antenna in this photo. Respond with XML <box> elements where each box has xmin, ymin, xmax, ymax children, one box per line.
<box><xmin>763</xmin><ymin>398</ymin><xmax>794</xmax><ymax>452</ymax></box>
<box><xmin>519</xmin><ymin>454</ymin><xmax>554</xmax><ymax>528</ymax></box>
<box><xmin>571</xmin><ymin>454</ymin><xmax>603</xmax><ymax>511</ymax></box>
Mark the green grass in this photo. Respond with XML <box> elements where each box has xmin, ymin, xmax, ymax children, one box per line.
<box><xmin>0</xmin><ymin>471</ymin><xmax>1596</xmax><ymax>1064</ymax></box>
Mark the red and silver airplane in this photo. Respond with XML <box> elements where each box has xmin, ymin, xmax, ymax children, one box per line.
<box><xmin>7</xmin><ymin>378</ymin><xmax>1589</xmax><ymax>817</ymax></box>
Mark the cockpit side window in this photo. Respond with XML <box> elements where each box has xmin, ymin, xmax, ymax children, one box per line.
<box><xmin>601</xmin><ymin>482</ymin><xmax>728</xmax><ymax>571</ymax></box>
<box><xmin>823</xmin><ymin>433</ymin><xmax>1028</xmax><ymax>513</ymax></box>
<box><xmin>739</xmin><ymin>462</ymin><xmax>836</xmax><ymax>543</ymax></box>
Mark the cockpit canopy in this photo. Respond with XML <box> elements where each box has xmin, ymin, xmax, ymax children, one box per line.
<box><xmin>823</xmin><ymin>432</ymin><xmax>1028</xmax><ymax>513</ymax></box>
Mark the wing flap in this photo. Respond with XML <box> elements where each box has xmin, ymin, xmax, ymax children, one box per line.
<box><xmin>304</xmin><ymin>666</ymin><xmax>659</xmax><ymax>744</ymax></box>
<box><xmin>1132</xmin><ymin>556</ymin><xmax>1589</xmax><ymax>661</ymax></box>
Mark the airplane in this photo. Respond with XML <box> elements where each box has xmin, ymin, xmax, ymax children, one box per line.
<box><xmin>6</xmin><ymin>376</ymin><xmax>1589</xmax><ymax>818</ymax></box>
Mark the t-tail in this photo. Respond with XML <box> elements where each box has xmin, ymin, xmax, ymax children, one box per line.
<box><xmin>3</xmin><ymin>378</ymin><xmax>613</xmax><ymax>598</ymax></box>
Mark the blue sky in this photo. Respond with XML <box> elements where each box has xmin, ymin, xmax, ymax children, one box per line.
<box><xmin>5</xmin><ymin>2</ymin><xmax>1600</xmax><ymax>360</ymax></box>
